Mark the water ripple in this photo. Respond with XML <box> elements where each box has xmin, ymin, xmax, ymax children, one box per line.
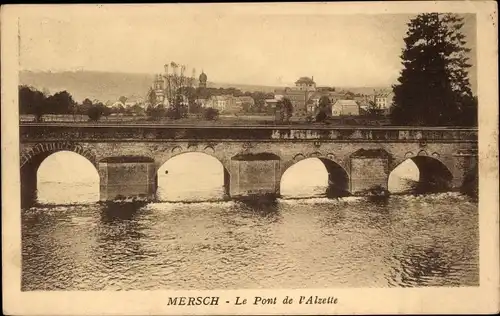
<box><xmin>22</xmin><ymin>193</ymin><xmax>478</xmax><ymax>290</ymax></box>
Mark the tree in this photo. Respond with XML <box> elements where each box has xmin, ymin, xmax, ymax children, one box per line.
<box><xmin>147</xmin><ymin>104</ymin><xmax>165</xmax><ymax>120</ymax></box>
<box><xmin>119</xmin><ymin>96</ymin><xmax>128</xmax><ymax>105</ymax></box>
<box><xmin>101</xmin><ymin>104</ymin><xmax>111</xmax><ymax>119</ymax></box>
<box><xmin>344</xmin><ymin>91</ymin><xmax>355</xmax><ymax>100</ymax></box>
<box><xmin>129</xmin><ymin>103</ymin><xmax>146</xmax><ymax>116</ymax></box>
<box><xmin>391</xmin><ymin>13</ymin><xmax>476</xmax><ymax>126</ymax></box>
<box><xmin>87</xmin><ymin>105</ymin><xmax>103</xmax><ymax>121</ymax></box>
<box><xmin>166</xmin><ymin>94</ymin><xmax>184</xmax><ymax>119</ymax></box>
<box><xmin>366</xmin><ymin>100</ymin><xmax>385</xmax><ymax>117</ymax></box>
<box><xmin>203</xmin><ymin>107</ymin><xmax>219</xmax><ymax>120</ymax></box>
<box><xmin>147</xmin><ymin>88</ymin><xmax>157</xmax><ymax>107</ymax></box>
<box><xmin>178</xmin><ymin>86</ymin><xmax>197</xmax><ymax>113</ymax></box>
<box><xmin>274</xmin><ymin>98</ymin><xmax>293</xmax><ymax>123</ymax></box>
<box><xmin>275</xmin><ymin>100</ymin><xmax>285</xmax><ymax>123</ymax></box>
<box><xmin>457</xmin><ymin>95</ymin><xmax>477</xmax><ymax>126</ymax></box>
<box><xmin>190</xmin><ymin>101</ymin><xmax>202</xmax><ymax>114</ymax></box>
<box><xmin>45</xmin><ymin>90</ymin><xmax>75</xmax><ymax>114</ymax></box>
<box><xmin>146</xmin><ymin>105</ymin><xmax>155</xmax><ymax>119</ymax></box>
<box><xmin>316</xmin><ymin>96</ymin><xmax>331</xmax><ymax>122</ymax></box>
<box><xmin>82</xmin><ymin>98</ymin><xmax>93</xmax><ymax>108</ymax></box>
<box><xmin>19</xmin><ymin>85</ymin><xmax>46</xmax><ymax>121</ymax></box>
<box><xmin>282</xmin><ymin>98</ymin><xmax>294</xmax><ymax>123</ymax></box>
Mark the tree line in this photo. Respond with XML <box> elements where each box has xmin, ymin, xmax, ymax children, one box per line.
<box><xmin>19</xmin><ymin>86</ymin><xmax>76</xmax><ymax>119</ymax></box>
<box><xmin>19</xmin><ymin>85</ymin><xmax>116</xmax><ymax>121</ymax></box>
<box><xmin>19</xmin><ymin>85</ymin><xmax>221</xmax><ymax>122</ymax></box>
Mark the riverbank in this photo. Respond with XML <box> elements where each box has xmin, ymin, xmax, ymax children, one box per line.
<box><xmin>20</xmin><ymin>114</ymin><xmax>392</xmax><ymax>126</ymax></box>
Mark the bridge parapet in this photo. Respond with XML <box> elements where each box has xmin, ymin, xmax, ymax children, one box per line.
<box><xmin>20</xmin><ymin>124</ymin><xmax>478</xmax><ymax>142</ymax></box>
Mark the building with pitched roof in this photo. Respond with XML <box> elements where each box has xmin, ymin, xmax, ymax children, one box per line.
<box><xmin>235</xmin><ymin>96</ymin><xmax>255</xmax><ymax>109</ymax></box>
<box><xmin>373</xmin><ymin>90</ymin><xmax>395</xmax><ymax>113</ymax></box>
<box><xmin>269</xmin><ymin>76</ymin><xmax>318</xmax><ymax>115</ymax></box>
<box><xmin>206</xmin><ymin>95</ymin><xmax>240</xmax><ymax>114</ymax></box>
<box><xmin>273</xmin><ymin>87</ymin><xmax>311</xmax><ymax>115</ymax></box>
<box><xmin>294</xmin><ymin>76</ymin><xmax>316</xmax><ymax>91</ymax></box>
<box><xmin>331</xmin><ymin>100</ymin><xmax>360</xmax><ymax>116</ymax></box>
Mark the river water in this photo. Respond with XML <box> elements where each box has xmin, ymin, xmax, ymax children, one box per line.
<box><xmin>22</xmin><ymin>186</ymin><xmax>478</xmax><ymax>290</ymax></box>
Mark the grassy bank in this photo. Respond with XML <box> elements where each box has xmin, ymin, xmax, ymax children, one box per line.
<box><xmin>20</xmin><ymin>114</ymin><xmax>391</xmax><ymax>126</ymax></box>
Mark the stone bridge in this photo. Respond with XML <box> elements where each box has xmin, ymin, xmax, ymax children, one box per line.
<box><xmin>19</xmin><ymin>123</ymin><xmax>478</xmax><ymax>206</ymax></box>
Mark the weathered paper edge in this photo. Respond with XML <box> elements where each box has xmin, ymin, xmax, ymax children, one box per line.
<box><xmin>1</xmin><ymin>2</ymin><xmax>498</xmax><ymax>315</ymax></box>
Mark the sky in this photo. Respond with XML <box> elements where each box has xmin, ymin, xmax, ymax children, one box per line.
<box><xmin>18</xmin><ymin>5</ymin><xmax>477</xmax><ymax>88</ymax></box>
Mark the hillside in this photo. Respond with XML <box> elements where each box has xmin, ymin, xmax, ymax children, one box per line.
<box><xmin>19</xmin><ymin>71</ymin><xmax>155</xmax><ymax>103</ymax></box>
<box><xmin>19</xmin><ymin>70</ymin><xmax>393</xmax><ymax>103</ymax></box>
<box><xmin>19</xmin><ymin>71</ymin><xmax>282</xmax><ymax>103</ymax></box>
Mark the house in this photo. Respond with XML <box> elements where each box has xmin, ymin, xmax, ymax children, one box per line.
<box><xmin>111</xmin><ymin>101</ymin><xmax>125</xmax><ymax>109</ymax></box>
<box><xmin>294</xmin><ymin>76</ymin><xmax>316</xmax><ymax>91</ymax></box>
<box><xmin>195</xmin><ymin>98</ymin><xmax>208</xmax><ymax>108</ymax></box>
<box><xmin>265</xmin><ymin>99</ymin><xmax>279</xmax><ymax>108</ymax></box>
<box><xmin>331</xmin><ymin>100</ymin><xmax>360</xmax><ymax>116</ymax></box>
<box><xmin>235</xmin><ymin>96</ymin><xmax>255</xmax><ymax>111</ymax></box>
<box><xmin>124</xmin><ymin>96</ymin><xmax>145</xmax><ymax>108</ymax></box>
<box><xmin>306</xmin><ymin>100</ymin><xmax>317</xmax><ymax>115</ymax></box>
<box><xmin>269</xmin><ymin>76</ymin><xmax>318</xmax><ymax>114</ymax></box>
<box><xmin>206</xmin><ymin>95</ymin><xmax>239</xmax><ymax>114</ymax></box>
<box><xmin>373</xmin><ymin>91</ymin><xmax>395</xmax><ymax>114</ymax></box>
<box><xmin>307</xmin><ymin>91</ymin><xmax>350</xmax><ymax>115</ymax></box>
<box><xmin>274</xmin><ymin>87</ymin><xmax>311</xmax><ymax>113</ymax></box>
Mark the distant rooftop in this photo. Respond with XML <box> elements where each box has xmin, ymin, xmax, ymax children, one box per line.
<box><xmin>335</xmin><ymin>100</ymin><xmax>359</xmax><ymax>106</ymax></box>
<box><xmin>295</xmin><ymin>77</ymin><xmax>315</xmax><ymax>85</ymax></box>
<box><xmin>237</xmin><ymin>96</ymin><xmax>254</xmax><ymax>101</ymax></box>
<box><xmin>275</xmin><ymin>87</ymin><xmax>309</xmax><ymax>94</ymax></box>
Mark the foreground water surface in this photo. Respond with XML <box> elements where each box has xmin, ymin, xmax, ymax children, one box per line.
<box><xmin>22</xmin><ymin>191</ymin><xmax>478</xmax><ymax>290</ymax></box>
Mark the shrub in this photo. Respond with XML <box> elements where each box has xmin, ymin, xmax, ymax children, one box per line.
<box><xmin>203</xmin><ymin>107</ymin><xmax>219</xmax><ymax>120</ymax></box>
<box><xmin>165</xmin><ymin>106</ymin><xmax>182</xmax><ymax>120</ymax></box>
<box><xmin>87</xmin><ymin>105</ymin><xmax>102</xmax><ymax>121</ymax></box>
<box><xmin>315</xmin><ymin>111</ymin><xmax>328</xmax><ymax>123</ymax></box>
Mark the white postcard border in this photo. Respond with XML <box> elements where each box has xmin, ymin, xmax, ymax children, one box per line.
<box><xmin>2</xmin><ymin>2</ymin><xmax>498</xmax><ymax>315</ymax></box>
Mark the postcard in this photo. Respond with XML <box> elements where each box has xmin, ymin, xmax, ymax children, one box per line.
<box><xmin>1</xmin><ymin>2</ymin><xmax>498</xmax><ymax>315</ymax></box>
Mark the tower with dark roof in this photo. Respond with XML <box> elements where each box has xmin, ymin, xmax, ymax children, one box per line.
<box><xmin>199</xmin><ymin>70</ymin><xmax>207</xmax><ymax>88</ymax></box>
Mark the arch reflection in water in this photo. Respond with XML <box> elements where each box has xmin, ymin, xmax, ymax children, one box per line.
<box><xmin>388</xmin><ymin>157</ymin><xmax>453</xmax><ymax>194</ymax></box>
<box><xmin>37</xmin><ymin>151</ymin><xmax>99</xmax><ymax>204</ymax></box>
<box><xmin>157</xmin><ymin>152</ymin><xmax>229</xmax><ymax>202</ymax></box>
<box><xmin>280</xmin><ymin>158</ymin><xmax>349</xmax><ymax>199</ymax></box>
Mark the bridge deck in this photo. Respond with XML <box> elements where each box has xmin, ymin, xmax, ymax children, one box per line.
<box><xmin>19</xmin><ymin>123</ymin><xmax>478</xmax><ymax>143</ymax></box>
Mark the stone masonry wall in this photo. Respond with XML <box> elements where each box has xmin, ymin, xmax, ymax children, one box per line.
<box><xmin>20</xmin><ymin>139</ymin><xmax>477</xmax><ymax>197</ymax></box>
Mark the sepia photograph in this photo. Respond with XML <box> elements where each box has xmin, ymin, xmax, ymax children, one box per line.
<box><xmin>2</xmin><ymin>2</ymin><xmax>498</xmax><ymax>315</ymax></box>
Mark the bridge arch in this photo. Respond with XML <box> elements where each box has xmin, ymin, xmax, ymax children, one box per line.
<box><xmin>388</xmin><ymin>155</ymin><xmax>453</xmax><ymax>194</ymax></box>
<box><xmin>156</xmin><ymin>151</ymin><xmax>230</xmax><ymax>201</ymax></box>
<box><xmin>21</xmin><ymin>142</ymin><xmax>96</xmax><ymax>168</ymax></box>
<box><xmin>280</xmin><ymin>157</ymin><xmax>350</xmax><ymax>198</ymax></box>
<box><xmin>21</xmin><ymin>145</ymin><xmax>99</xmax><ymax>207</ymax></box>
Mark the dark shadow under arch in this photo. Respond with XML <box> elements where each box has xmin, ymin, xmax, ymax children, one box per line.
<box><xmin>389</xmin><ymin>156</ymin><xmax>453</xmax><ymax>194</ymax></box>
<box><xmin>281</xmin><ymin>157</ymin><xmax>350</xmax><ymax>198</ymax></box>
<box><xmin>231</xmin><ymin>152</ymin><xmax>281</xmax><ymax>161</ymax></box>
<box><xmin>318</xmin><ymin>158</ymin><xmax>350</xmax><ymax>198</ymax></box>
<box><xmin>21</xmin><ymin>150</ymin><xmax>99</xmax><ymax>208</ymax></box>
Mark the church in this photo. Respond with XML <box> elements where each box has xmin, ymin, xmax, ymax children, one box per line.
<box><xmin>147</xmin><ymin>64</ymin><xmax>207</xmax><ymax>107</ymax></box>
